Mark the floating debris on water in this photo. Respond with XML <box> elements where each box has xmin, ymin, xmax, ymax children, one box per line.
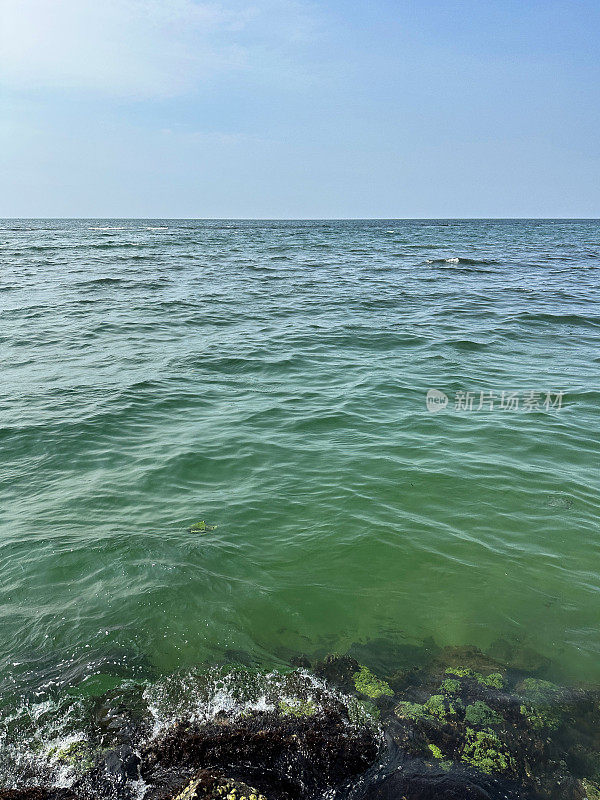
<box><xmin>188</xmin><ymin>522</ymin><xmax>217</xmax><ymax>534</ymax></box>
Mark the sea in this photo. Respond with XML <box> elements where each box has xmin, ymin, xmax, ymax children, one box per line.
<box><xmin>0</xmin><ymin>218</ymin><xmax>598</xmax><ymax>783</ymax></box>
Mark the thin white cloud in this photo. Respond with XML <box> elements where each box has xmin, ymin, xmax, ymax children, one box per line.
<box><xmin>0</xmin><ymin>0</ymin><xmax>319</xmax><ymax>97</ymax></box>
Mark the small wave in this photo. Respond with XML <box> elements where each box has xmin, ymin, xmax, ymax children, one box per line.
<box><xmin>77</xmin><ymin>277</ymin><xmax>126</xmax><ymax>287</ymax></box>
<box><xmin>426</xmin><ymin>256</ymin><xmax>498</xmax><ymax>266</ymax></box>
<box><xmin>515</xmin><ymin>312</ymin><xmax>600</xmax><ymax>328</ymax></box>
<box><xmin>445</xmin><ymin>338</ymin><xmax>488</xmax><ymax>351</ymax></box>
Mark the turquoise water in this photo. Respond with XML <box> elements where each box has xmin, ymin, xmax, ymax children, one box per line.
<box><xmin>1</xmin><ymin>218</ymin><xmax>599</xmax><ymax>714</ymax></box>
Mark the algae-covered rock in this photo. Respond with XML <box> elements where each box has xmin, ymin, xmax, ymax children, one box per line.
<box><xmin>519</xmin><ymin>703</ymin><xmax>561</xmax><ymax>731</ymax></box>
<box><xmin>4</xmin><ymin>651</ymin><xmax>600</xmax><ymax>800</ymax></box>
<box><xmin>439</xmin><ymin>678</ymin><xmax>461</xmax><ymax>695</ymax></box>
<box><xmin>581</xmin><ymin>778</ymin><xmax>600</xmax><ymax>800</ymax></box>
<box><xmin>394</xmin><ymin>700</ymin><xmax>427</xmax><ymax>721</ymax></box>
<box><xmin>346</xmin><ymin>697</ymin><xmax>380</xmax><ymax>725</ymax></box>
<box><xmin>352</xmin><ymin>665</ymin><xmax>393</xmax><ymax>699</ymax></box>
<box><xmin>445</xmin><ymin>666</ymin><xmax>476</xmax><ymax>678</ymax></box>
<box><xmin>394</xmin><ymin>693</ymin><xmax>461</xmax><ymax>724</ymax></box>
<box><xmin>461</xmin><ymin>728</ymin><xmax>513</xmax><ymax>774</ymax></box>
<box><xmin>517</xmin><ymin>678</ymin><xmax>562</xmax><ymax>706</ymax></box>
<box><xmin>516</xmin><ymin>678</ymin><xmax>564</xmax><ymax>731</ymax></box>
<box><xmin>170</xmin><ymin>772</ymin><xmax>266</xmax><ymax>800</ymax></box>
<box><xmin>424</xmin><ymin>693</ymin><xmax>462</xmax><ymax>720</ymax></box>
<box><xmin>478</xmin><ymin>672</ymin><xmax>506</xmax><ymax>689</ymax></box>
<box><xmin>277</xmin><ymin>698</ymin><xmax>316</xmax><ymax>717</ymax></box>
<box><xmin>464</xmin><ymin>701</ymin><xmax>503</xmax><ymax>727</ymax></box>
<box><xmin>445</xmin><ymin>666</ymin><xmax>506</xmax><ymax>689</ymax></box>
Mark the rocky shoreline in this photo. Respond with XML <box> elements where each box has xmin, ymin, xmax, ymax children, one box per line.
<box><xmin>2</xmin><ymin>647</ymin><xmax>600</xmax><ymax>800</ymax></box>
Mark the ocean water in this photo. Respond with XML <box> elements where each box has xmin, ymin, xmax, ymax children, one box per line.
<box><xmin>0</xmin><ymin>219</ymin><xmax>599</xmax><ymax>747</ymax></box>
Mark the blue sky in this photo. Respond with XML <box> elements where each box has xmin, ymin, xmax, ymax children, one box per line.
<box><xmin>1</xmin><ymin>0</ymin><xmax>599</xmax><ymax>217</ymax></box>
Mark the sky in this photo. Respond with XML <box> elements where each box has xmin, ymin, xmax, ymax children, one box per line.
<box><xmin>0</xmin><ymin>0</ymin><xmax>599</xmax><ymax>218</ymax></box>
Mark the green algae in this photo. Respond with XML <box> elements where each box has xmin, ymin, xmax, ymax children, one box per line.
<box><xmin>175</xmin><ymin>776</ymin><xmax>267</xmax><ymax>800</ymax></box>
<box><xmin>352</xmin><ymin>665</ymin><xmax>393</xmax><ymax>699</ymax></box>
<box><xmin>47</xmin><ymin>740</ymin><xmax>95</xmax><ymax>772</ymax></box>
<box><xmin>439</xmin><ymin>678</ymin><xmax>461</xmax><ymax>695</ymax></box>
<box><xmin>347</xmin><ymin>697</ymin><xmax>380</xmax><ymax>725</ymax></box>
<box><xmin>426</xmin><ymin>693</ymin><xmax>463</xmax><ymax>719</ymax></box>
<box><xmin>477</xmin><ymin>672</ymin><xmax>505</xmax><ymax>689</ymax></box>
<box><xmin>427</xmin><ymin>743</ymin><xmax>443</xmax><ymax>759</ymax></box>
<box><xmin>425</xmin><ymin>694</ymin><xmax>454</xmax><ymax>720</ymax></box>
<box><xmin>517</xmin><ymin>678</ymin><xmax>563</xmax><ymax>730</ymax></box>
<box><xmin>519</xmin><ymin>703</ymin><xmax>561</xmax><ymax>731</ymax></box>
<box><xmin>464</xmin><ymin>701</ymin><xmax>503</xmax><ymax>727</ymax></box>
<box><xmin>518</xmin><ymin>678</ymin><xmax>561</xmax><ymax>705</ymax></box>
<box><xmin>445</xmin><ymin>666</ymin><xmax>505</xmax><ymax>689</ymax></box>
<box><xmin>394</xmin><ymin>701</ymin><xmax>427</xmax><ymax>721</ymax></box>
<box><xmin>395</xmin><ymin>694</ymin><xmax>461</xmax><ymax>723</ymax></box>
<box><xmin>445</xmin><ymin>666</ymin><xmax>475</xmax><ymax>678</ymax></box>
<box><xmin>461</xmin><ymin>728</ymin><xmax>513</xmax><ymax>774</ymax></box>
<box><xmin>277</xmin><ymin>698</ymin><xmax>317</xmax><ymax>717</ymax></box>
<box><xmin>581</xmin><ymin>778</ymin><xmax>600</xmax><ymax>800</ymax></box>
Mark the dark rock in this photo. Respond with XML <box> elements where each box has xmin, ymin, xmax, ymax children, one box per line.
<box><xmin>0</xmin><ymin>792</ymin><xmax>76</xmax><ymax>800</ymax></box>
<box><xmin>141</xmin><ymin>709</ymin><xmax>379</xmax><ymax>800</ymax></box>
<box><xmin>73</xmin><ymin>745</ymin><xmax>140</xmax><ymax>799</ymax></box>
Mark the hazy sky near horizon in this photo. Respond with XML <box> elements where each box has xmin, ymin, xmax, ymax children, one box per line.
<box><xmin>1</xmin><ymin>0</ymin><xmax>599</xmax><ymax>218</ymax></box>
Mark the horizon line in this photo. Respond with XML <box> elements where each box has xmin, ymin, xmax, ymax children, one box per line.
<box><xmin>1</xmin><ymin>216</ymin><xmax>599</xmax><ymax>222</ymax></box>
